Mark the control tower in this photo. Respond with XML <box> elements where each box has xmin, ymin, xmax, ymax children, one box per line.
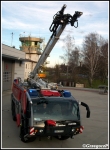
<box><xmin>19</xmin><ymin>36</ymin><xmax>44</xmax><ymax>79</ymax></box>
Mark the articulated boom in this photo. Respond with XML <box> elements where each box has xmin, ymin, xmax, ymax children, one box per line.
<box><xmin>28</xmin><ymin>4</ymin><xmax>83</xmax><ymax>89</ymax></box>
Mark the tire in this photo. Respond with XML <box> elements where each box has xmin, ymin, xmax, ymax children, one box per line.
<box><xmin>21</xmin><ymin>136</ymin><xmax>36</xmax><ymax>143</ymax></box>
<box><xmin>12</xmin><ymin>101</ymin><xmax>16</xmax><ymax>121</ymax></box>
<box><xmin>20</xmin><ymin>135</ymin><xmax>29</xmax><ymax>143</ymax></box>
<box><xmin>28</xmin><ymin>137</ymin><xmax>36</xmax><ymax>142</ymax></box>
<box><xmin>20</xmin><ymin>127</ymin><xmax>36</xmax><ymax>143</ymax></box>
<box><xmin>55</xmin><ymin>135</ymin><xmax>70</xmax><ymax>140</ymax></box>
<box><xmin>19</xmin><ymin>116</ymin><xmax>36</xmax><ymax>143</ymax></box>
<box><xmin>19</xmin><ymin>116</ymin><xmax>27</xmax><ymax>142</ymax></box>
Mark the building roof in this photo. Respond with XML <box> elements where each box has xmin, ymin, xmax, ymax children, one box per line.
<box><xmin>19</xmin><ymin>37</ymin><xmax>43</xmax><ymax>43</ymax></box>
<box><xmin>2</xmin><ymin>44</ymin><xmax>25</xmax><ymax>61</ymax></box>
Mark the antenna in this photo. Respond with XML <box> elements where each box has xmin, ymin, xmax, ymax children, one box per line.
<box><xmin>11</xmin><ymin>32</ymin><xmax>14</xmax><ymax>47</ymax></box>
<box><xmin>29</xmin><ymin>32</ymin><xmax>31</xmax><ymax>37</ymax></box>
<box><xmin>28</xmin><ymin>34</ymin><xmax>31</xmax><ymax>59</ymax></box>
<box><xmin>23</xmin><ymin>32</ymin><xmax>25</xmax><ymax>37</ymax></box>
<box><xmin>39</xmin><ymin>29</ymin><xmax>40</xmax><ymax>38</ymax></box>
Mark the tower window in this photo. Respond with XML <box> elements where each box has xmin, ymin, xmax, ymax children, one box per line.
<box><xmin>35</xmin><ymin>41</ymin><xmax>37</xmax><ymax>45</ymax></box>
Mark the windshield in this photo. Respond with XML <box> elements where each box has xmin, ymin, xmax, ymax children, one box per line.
<box><xmin>32</xmin><ymin>97</ymin><xmax>80</xmax><ymax>122</ymax></box>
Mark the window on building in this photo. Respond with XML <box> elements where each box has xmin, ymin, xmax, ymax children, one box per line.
<box><xmin>35</xmin><ymin>41</ymin><xmax>37</xmax><ymax>45</ymax></box>
<box><xmin>19</xmin><ymin>61</ymin><xmax>22</xmax><ymax>66</ymax></box>
<box><xmin>3</xmin><ymin>72</ymin><xmax>11</xmax><ymax>82</ymax></box>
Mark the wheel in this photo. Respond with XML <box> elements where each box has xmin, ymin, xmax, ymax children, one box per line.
<box><xmin>20</xmin><ymin>134</ymin><xmax>36</xmax><ymax>143</ymax></box>
<box><xmin>28</xmin><ymin>137</ymin><xmax>36</xmax><ymax>142</ymax></box>
<box><xmin>20</xmin><ymin>128</ymin><xmax>36</xmax><ymax>143</ymax></box>
<box><xmin>55</xmin><ymin>135</ymin><xmax>70</xmax><ymax>140</ymax></box>
<box><xmin>20</xmin><ymin>135</ymin><xmax>29</xmax><ymax>143</ymax></box>
<box><xmin>21</xmin><ymin>137</ymin><xmax>36</xmax><ymax>143</ymax></box>
<box><xmin>11</xmin><ymin>101</ymin><xmax>16</xmax><ymax>121</ymax></box>
<box><xmin>19</xmin><ymin>116</ymin><xmax>27</xmax><ymax>142</ymax></box>
<box><xmin>19</xmin><ymin>117</ymin><xmax>36</xmax><ymax>143</ymax></box>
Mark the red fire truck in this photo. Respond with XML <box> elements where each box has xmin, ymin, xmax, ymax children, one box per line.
<box><xmin>11</xmin><ymin>4</ymin><xmax>90</xmax><ymax>143</ymax></box>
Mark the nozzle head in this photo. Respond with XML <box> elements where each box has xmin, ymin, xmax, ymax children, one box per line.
<box><xmin>75</xmin><ymin>11</ymin><xmax>83</xmax><ymax>17</ymax></box>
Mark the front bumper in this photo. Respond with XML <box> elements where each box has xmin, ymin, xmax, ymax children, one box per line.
<box><xmin>26</xmin><ymin>125</ymin><xmax>82</xmax><ymax>138</ymax></box>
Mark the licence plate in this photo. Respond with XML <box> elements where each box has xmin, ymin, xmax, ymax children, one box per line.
<box><xmin>54</xmin><ymin>130</ymin><xmax>64</xmax><ymax>133</ymax></box>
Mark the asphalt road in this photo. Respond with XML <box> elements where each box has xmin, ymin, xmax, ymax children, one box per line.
<box><xmin>1</xmin><ymin>88</ymin><xmax>108</xmax><ymax>149</ymax></box>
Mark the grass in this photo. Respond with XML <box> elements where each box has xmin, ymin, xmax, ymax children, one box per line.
<box><xmin>82</xmin><ymin>79</ymin><xmax>108</xmax><ymax>88</ymax></box>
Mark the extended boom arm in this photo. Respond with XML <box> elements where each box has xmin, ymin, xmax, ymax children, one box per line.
<box><xmin>27</xmin><ymin>5</ymin><xmax>82</xmax><ymax>89</ymax></box>
<box><xmin>29</xmin><ymin>4</ymin><xmax>83</xmax><ymax>80</ymax></box>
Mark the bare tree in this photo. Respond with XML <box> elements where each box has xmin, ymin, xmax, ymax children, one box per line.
<box><xmin>68</xmin><ymin>46</ymin><xmax>82</xmax><ymax>80</ymax></box>
<box><xmin>59</xmin><ymin>34</ymin><xmax>75</xmax><ymax>79</ymax></box>
<box><xmin>82</xmin><ymin>32</ymin><xmax>107</xmax><ymax>87</ymax></box>
<box><xmin>98</xmin><ymin>42</ymin><xmax>108</xmax><ymax>83</ymax></box>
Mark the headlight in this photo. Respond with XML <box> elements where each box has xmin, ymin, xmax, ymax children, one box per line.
<box><xmin>72</xmin><ymin>128</ymin><xmax>75</xmax><ymax>132</ymax></box>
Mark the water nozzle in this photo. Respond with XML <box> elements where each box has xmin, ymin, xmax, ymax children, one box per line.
<box><xmin>71</xmin><ymin>11</ymin><xmax>83</xmax><ymax>26</ymax></box>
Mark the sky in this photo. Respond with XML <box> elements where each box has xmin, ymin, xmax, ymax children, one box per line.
<box><xmin>1</xmin><ymin>1</ymin><xmax>109</xmax><ymax>67</ymax></box>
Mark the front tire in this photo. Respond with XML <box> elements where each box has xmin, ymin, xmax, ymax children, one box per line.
<box><xmin>19</xmin><ymin>116</ymin><xmax>28</xmax><ymax>143</ymax></box>
<box><xmin>20</xmin><ymin>131</ymin><xmax>36</xmax><ymax>143</ymax></box>
<box><xmin>19</xmin><ymin>116</ymin><xmax>36</xmax><ymax>143</ymax></box>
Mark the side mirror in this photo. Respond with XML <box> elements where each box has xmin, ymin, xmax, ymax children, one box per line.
<box><xmin>79</xmin><ymin>102</ymin><xmax>90</xmax><ymax>118</ymax></box>
<box><xmin>87</xmin><ymin>110</ymin><xmax>90</xmax><ymax>118</ymax></box>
